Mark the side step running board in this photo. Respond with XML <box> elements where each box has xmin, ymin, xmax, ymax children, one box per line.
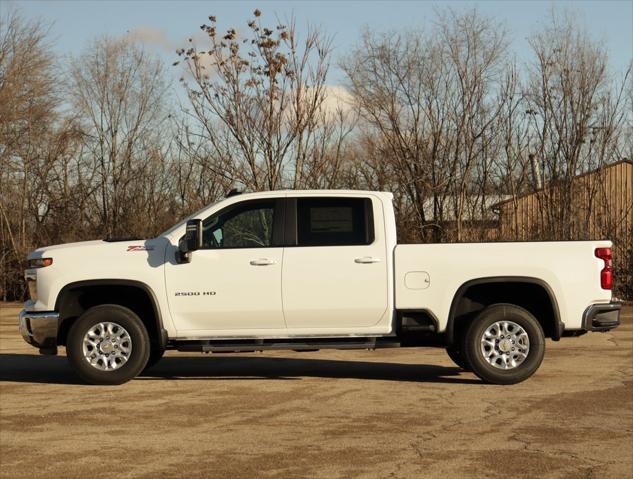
<box><xmin>172</xmin><ymin>338</ymin><xmax>401</xmax><ymax>353</ymax></box>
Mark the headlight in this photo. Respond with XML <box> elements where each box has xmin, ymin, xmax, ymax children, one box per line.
<box><xmin>25</xmin><ymin>258</ymin><xmax>51</xmax><ymax>302</ymax></box>
<box><xmin>27</xmin><ymin>258</ymin><xmax>53</xmax><ymax>269</ymax></box>
<box><xmin>25</xmin><ymin>271</ymin><xmax>37</xmax><ymax>302</ymax></box>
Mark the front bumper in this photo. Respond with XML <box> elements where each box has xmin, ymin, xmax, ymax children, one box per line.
<box><xmin>582</xmin><ymin>302</ymin><xmax>621</xmax><ymax>332</ymax></box>
<box><xmin>19</xmin><ymin>310</ymin><xmax>60</xmax><ymax>354</ymax></box>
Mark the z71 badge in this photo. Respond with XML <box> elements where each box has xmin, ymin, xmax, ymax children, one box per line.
<box><xmin>127</xmin><ymin>245</ymin><xmax>154</xmax><ymax>252</ymax></box>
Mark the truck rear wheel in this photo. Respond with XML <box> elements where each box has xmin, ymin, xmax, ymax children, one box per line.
<box><xmin>445</xmin><ymin>346</ymin><xmax>471</xmax><ymax>370</ymax></box>
<box><xmin>463</xmin><ymin>303</ymin><xmax>545</xmax><ymax>385</ymax></box>
<box><xmin>66</xmin><ymin>304</ymin><xmax>150</xmax><ymax>385</ymax></box>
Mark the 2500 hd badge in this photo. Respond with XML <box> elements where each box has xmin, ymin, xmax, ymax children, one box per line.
<box><xmin>174</xmin><ymin>291</ymin><xmax>216</xmax><ymax>296</ymax></box>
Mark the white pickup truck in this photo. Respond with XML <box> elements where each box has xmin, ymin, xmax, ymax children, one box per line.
<box><xmin>19</xmin><ymin>190</ymin><xmax>621</xmax><ymax>385</ymax></box>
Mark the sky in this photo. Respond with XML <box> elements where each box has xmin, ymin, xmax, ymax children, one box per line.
<box><xmin>4</xmin><ymin>0</ymin><xmax>633</xmax><ymax>87</ymax></box>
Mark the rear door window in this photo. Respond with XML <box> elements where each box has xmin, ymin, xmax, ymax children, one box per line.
<box><xmin>296</xmin><ymin>197</ymin><xmax>373</xmax><ymax>246</ymax></box>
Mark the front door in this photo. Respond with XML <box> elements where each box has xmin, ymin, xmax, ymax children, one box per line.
<box><xmin>165</xmin><ymin>198</ymin><xmax>286</xmax><ymax>334</ymax></box>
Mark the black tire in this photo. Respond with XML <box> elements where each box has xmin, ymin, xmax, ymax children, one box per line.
<box><xmin>463</xmin><ymin>303</ymin><xmax>545</xmax><ymax>385</ymax></box>
<box><xmin>66</xmin><ymin>304</ymin><xmax>150</xmax><ymax>385</ymax></box>
<box><xmin>143</xmin><ymin>347</ymin><xmax>165</xmax><ymax>371</ymax></box>
<box><xmin>445</xmin><ymin>346</ymin><xmax>471</xmax><ymax>370</ymax></box>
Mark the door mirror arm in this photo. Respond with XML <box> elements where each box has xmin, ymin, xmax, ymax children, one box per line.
<box><xmin>178</xmin><ymin>219</ymin><xmax>202</xmax><ymax>264</ymax></box>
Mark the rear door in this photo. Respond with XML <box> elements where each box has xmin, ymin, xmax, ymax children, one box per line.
<box><xmin>281</xmin><ymin>196</ymin><xmax>389</xmax><ymax>330</ymax></box>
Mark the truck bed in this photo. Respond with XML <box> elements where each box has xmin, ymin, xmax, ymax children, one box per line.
<box><xmin>394</xmin><ymin>241</ymin><xmax>613</xmax><ymax>332</ymax></box>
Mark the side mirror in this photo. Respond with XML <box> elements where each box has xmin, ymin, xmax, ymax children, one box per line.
<box><xmin>178</xmin><ymin>219</ymin><xmax>202</xmax><ymax>263</ymax></box>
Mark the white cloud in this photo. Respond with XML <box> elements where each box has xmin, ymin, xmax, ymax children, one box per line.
<box><xmin>125</xmin><ymin>26</ymin><xmax>175</xmax><ymax>51</ymax></box>
<box><xmin>320</xmin><ymin>84</ymin><xmax>354</xmax><ymax>117</ymax></box>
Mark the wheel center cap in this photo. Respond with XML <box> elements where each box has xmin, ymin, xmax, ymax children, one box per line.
<box><xmin>499</xmin><ymin>339</ymin><xmax>512</xmax><ymax>353</ymax></box>
<box><xmin>100</xmin><ymin>340</ymin><xmax>114</xmax><ymax>354</ymax></box>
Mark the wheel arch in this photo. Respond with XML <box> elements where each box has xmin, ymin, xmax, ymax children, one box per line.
<box><xmin>446</xmin><ymin>276</ymin><xmax>563</xmax><ymax>346</ymax></box>
<box><xmin>55</xmin><ymin>279</ymin><xmax>167</xmax><ymax>349</ymax></box>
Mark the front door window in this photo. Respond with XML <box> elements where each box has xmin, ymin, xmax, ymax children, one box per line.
<box><xmin>202</xmin><ymin>201</ymin><xmax>275</xmax><ymax>249</ymax></box>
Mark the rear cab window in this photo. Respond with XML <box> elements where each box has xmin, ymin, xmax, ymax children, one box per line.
<box><xmin>296</xmin><ymin>197</ymin><xmax>374</xmax><ymax>246</ymax></box>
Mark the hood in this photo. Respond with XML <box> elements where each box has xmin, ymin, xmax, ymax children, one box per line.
<box><xmin>28</xmin><ymin>239</ymin><xmax>160</xmax><ymax>259</ymax></box>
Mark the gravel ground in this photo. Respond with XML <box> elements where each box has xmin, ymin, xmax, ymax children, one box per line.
<box><xmin>1</xmin><ymin>302</ymin><xmax>631</xmax><ymax>479</ymax></box>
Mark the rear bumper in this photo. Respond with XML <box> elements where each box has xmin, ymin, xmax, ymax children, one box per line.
<box><xmin>582</xmin><ymin>302</ymin><xmax>621</xmax><ymax>332</ymax></box>
<box><xmin>19</xmin><ymin>310</ymin><xmax>60</xmax><ymax>354</ymax></box>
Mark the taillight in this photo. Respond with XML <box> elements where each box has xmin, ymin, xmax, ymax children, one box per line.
<box><xmin>595</xmin><ymin>247</ymin><xmax>612</xmax><ymax>290</ymax></box>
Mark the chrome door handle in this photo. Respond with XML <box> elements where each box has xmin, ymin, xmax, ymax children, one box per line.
<box><xmin>250</xmin><ymin>258</ymin><xmax>277</xmax><ymax>266</ymax></box>
<box><xmin>354</xmin><ymin>256</ymin><xmax>381</xmax><ymax>264</ymax></box>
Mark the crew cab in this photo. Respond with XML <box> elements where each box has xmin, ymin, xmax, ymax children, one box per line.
<box><xmin>19</xmin><ymin>190</ymin><xmax>621</xmax><ymax>385</ymax></box>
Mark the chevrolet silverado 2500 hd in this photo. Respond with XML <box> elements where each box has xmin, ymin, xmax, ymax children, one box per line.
<box><xmin>19</xmin><ymin>190</ymin><xmax>621</xmax><ymax>385</ymax></box>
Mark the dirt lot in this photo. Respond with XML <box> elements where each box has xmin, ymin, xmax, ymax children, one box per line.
<box><xmin>0</xmin><ymin>303</ymin><xmax>631</xmax><ymax>479</ymax></box>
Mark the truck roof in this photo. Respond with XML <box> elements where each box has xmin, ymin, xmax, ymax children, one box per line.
<box><xmin>232</xmin><ymin>189</ymin><xmax>394</xmax><ymax>201</ymax></box>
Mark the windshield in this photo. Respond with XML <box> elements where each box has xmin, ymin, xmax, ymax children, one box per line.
<box><xmin>159</xmin><ymin>200</ymin><xmax>221</xmax><ymax>237</ymax></box>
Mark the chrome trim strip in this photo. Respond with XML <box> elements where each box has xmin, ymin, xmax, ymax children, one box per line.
<box><xmin>19</xmin><ymin>310</ymin><xmax>60</xmax><ymax>351</ymax></box>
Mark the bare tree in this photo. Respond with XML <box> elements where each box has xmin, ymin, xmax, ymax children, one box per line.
<box><xmin>524</xmin><ymin>11</ymin><xmax>629</xmax><ymax>240</ymax></box>
<box><xmin>0</xmin><ymin>10</ymin><xmax>60</xmax><ymax>300</ymax></box>
<box><xmin>171</xmin><ymin>116</ymin><xmax>234</xmax><ymax>214</ymax></box>
<box><xmin>176</xmin><ymin>10</ymin><xmax>349</xmax><ymax>191</ymax></box>
<box><xmin>69</xmin><ymin>37</ymin><xmax>173</xmax><ymax>237</ymax></box>
<box><xmin>343</xmin><ymin>9</ymin><xmax>508</xmax><ymax>242</ymax></box>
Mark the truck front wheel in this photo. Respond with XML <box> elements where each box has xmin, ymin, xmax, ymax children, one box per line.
<box><xmin>463</xmin><ymin>303</ymin><xmax>545</xmax><ymax>385</ymax></box>
<box><xmin>66</xmin><ymin>304</ymin><xmax>150</xmax><ymax>385</ymax></box>
<box><xmin>143</xmin><ymin>347</ymin><xmax>165</xmax><ymax>371</ymax></box>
